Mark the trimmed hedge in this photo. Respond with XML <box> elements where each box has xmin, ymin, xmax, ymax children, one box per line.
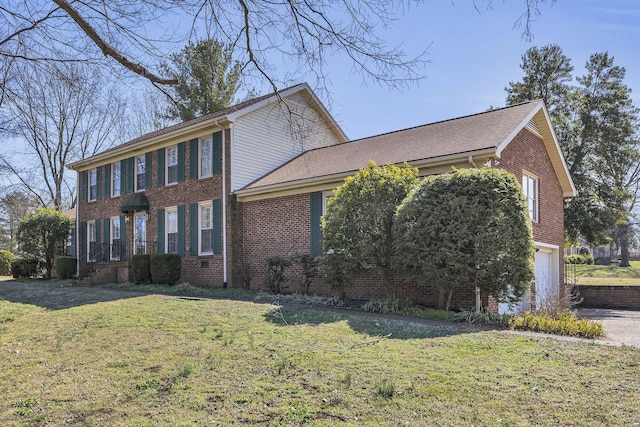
<box><xmin>131</xmin><ymin>254</ymin><xmax>152</xmax><ymax>284</ymax></box>
<box><xmin>55</xmin><ymin>256</ymin><xmax>77</xmax><ymax>279</ymax></box>
<box><xmin>565</xmin><ymin>254</ymin><xmax>594</xmax><ymax>265</ymax></box>
<box><xmin>150</xmin><ymin>254</ymin><xmax>182</xmax><ymax>285</ymax></box>
<box><xmin>0</xmin><ymin>249</ymin><xmax>16</xmax><ymax>276</ymax></box>
<box><xmin>11</xmin><ymin>258</ymin><xmax>41</xmax><ymax>278</ymax></box>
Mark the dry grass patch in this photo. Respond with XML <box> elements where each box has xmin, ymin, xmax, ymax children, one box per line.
<box><xmin>0</xmin><ymin>284</ymin><xmax>639</xmax><ymax>426</ymax></box>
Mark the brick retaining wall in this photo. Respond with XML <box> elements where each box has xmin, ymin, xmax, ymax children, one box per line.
<box><xmin>574</xmin><ymin>285</ymin><xmax>640</xmax><ymax>310</ymax></box>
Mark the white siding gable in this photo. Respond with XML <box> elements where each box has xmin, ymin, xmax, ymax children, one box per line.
<box><xmin>230</xmin><ymin>92</ymin><xmax>342</xmax><ymax>191</ymax></box>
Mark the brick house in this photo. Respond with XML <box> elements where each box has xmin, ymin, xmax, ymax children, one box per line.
<box><xmin>69</xmin><ymin>84</ymin><xmax>575</xmax><ymax>310</ymax></box>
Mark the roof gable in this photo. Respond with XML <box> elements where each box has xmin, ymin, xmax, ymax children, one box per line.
<box><xmin>239</xmin><ymin>100</ymin><xmax>576</xmax><ymax>199</ymax></box>
<box><xmin>68</xmin><ymin>83</ymin><xmax>347</xmax><ymax>170</ymax></box>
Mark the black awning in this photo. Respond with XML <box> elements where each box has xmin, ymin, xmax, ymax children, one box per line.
<box><xmin>121</xmin><ymin>193</ymin><xmax>150</xmax><ymax>213</ymax></box>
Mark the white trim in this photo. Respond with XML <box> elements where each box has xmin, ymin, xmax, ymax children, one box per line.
<box><xmin>165</xmin><ymin>145</ymin><xmax>178</xmax><ymax>186</ymax></box>
<box><xmin>111</xmin><ymin>162</ymin><xmax>121</xmax><ymax>197</ymax></box>
<box><xmin>534</xmin><ymin>241</ymin><xmax>559</xmax><ymax>251</ymax></box>
<box><xmin>198</xmin><ymin>201</ymin><xmax>213</xmax><ymax>256</ymax></box>
<box><xmin>165</xmin><ymin>206</ymin><xmax>178</xmax><ymax>254</ymax></box>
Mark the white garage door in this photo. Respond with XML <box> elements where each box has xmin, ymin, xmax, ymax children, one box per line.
<box><xmin>535</xmin><ymin>250</ymin><xmax>553</xmax><ymax>308</ymax></box>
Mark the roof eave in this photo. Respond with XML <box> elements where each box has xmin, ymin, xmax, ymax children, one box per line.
<box><xmin>235</xmin><ymin>148</ymin><xmax>497</xmax><ymax>202</ymax></box>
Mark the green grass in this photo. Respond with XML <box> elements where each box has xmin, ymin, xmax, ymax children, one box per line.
<box><xmin>1</xmin><ymin>282</ymin><xmax>639</xmax><ymax>425</ymax></box>
<box><xmin>572</xmin><ymin>263</ymin><xmax>640</xmax><ymax>285</ymax></box>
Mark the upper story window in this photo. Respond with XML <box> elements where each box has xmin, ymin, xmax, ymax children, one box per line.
<box><xmin>166</xmin><ymin>207</ymin><xmax>178</xmax><ymax>254</ymax></box>
<box><xmin>200</xmin><ymin>137</ymin><xmax>213</xmax><ymax>178</ymax></box>
<box><xmin>111</xmin><ymin>162</ymin><xmax>121</xmax><ymax>197</ymax></box>
<box><xmin>89</xmin><ymin>168</ymin><xmax>97</xmax><ymax>201</ymax></box>
<box><xmin>166</xmin><ymin>145</ymin><xmax>178</xmax><ymax>185</ymax></box>
<box><xmin>136</xmin><ymin>154</ymin><xmax>146</xmax><ymax>191</ymax></box>
<box><xmin>523</xmin><ymin>173</ymin><xmax>539</xmax><ymax>223</ymax></box>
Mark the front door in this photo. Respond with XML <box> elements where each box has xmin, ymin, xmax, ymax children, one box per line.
<box><xmin>134</xmin><ymin>213</ymin><xmax>147</xmax><ymax>255</ymax></box>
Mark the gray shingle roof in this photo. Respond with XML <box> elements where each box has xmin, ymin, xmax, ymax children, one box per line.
<box><xmin>244</xmin><ymin>100</ymin><xmax>543</xmax><ymax>190</ymax></box>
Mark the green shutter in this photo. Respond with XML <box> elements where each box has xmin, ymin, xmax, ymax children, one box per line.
<box><xmin>119</xmin><ymin>215</ymin><xmax>126</xmax><ymax>245</ymax></box>
<box><xmin>145</xmin><ymin>152</ymin><xmax>152</xmax><ymax>189</ymax></box>
<box><xmin>189</xmin><ymin>138</ymin><xmax>198</xmax><ymax>179</ymax></box>
<box><xmin>157</xmin><ymin>208</ymin><xmax>165</xmax><ymax>254</ymax></box>
<box><xmin>213</xmin><ymin>131</ymin><xmax>222</xmax><ymax>174</ymax></box>
<box><xmin>178</xmin><ymin>142</ymin><xmax>185</xmax><ymax>182</ymax></box>
<box><xmin>96</xmin><ymin>167</ymin><xmax>102</xmax><ymax>200</ymax></box>
<box><xmin>310</xmin><ymin>192</ymin><xmax>322</xmax><ymax>255</ymax></box>
<box><xmin>79</xmin><ymin>221</ymin><xmax>87</xmax><ymax>261</ymax></box>
<box><xmin>125</xmin><ymin>158</ymin><xmax>134</xmax><ymax>193</ymax></box>
<box><xmin>80</xmin><ymin>171</ymin><xmax>88</xmax><ymax>203</ymax></box>
<box><xmin>95</xmin><ymin>218</ymin><xmax>102</xmax><ymax>260</ymax></box>
<box><xmin>103</xmin><ymin>217</ymin><xmax>110</xmax><ymax>244</ymax></box>
<box><xmin>177</xmin><ymin>205</ymin><xmax>185</xmax><ymax>256</ymax></box>
<box><xmin>189</xmin><ymin>203</ymin><xmax>198</xmax><ymax>256</ymax></box>
<box><xmin>104</xmin><ymin>164</ymin><xmax>111</xmax><ymax>197</ymax></box>
<box><xmin>157</xmin><ymin>148</ymin><xmax>165</xmax><ymax>187</ymax></box>
<box><xmin>213</xmin><ymin>198</ymin><xmax>222</xmax><ymax>254</ymax></box>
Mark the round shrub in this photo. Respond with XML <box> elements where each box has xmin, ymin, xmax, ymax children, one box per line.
<box><xmin>55</xmin><ymin>256</ymin><xmax>77</xmax><ymax>279</ymax></box>
<box><xmin>11</xmin><ymin>258</ymin><xmax>41</xmax><ymax>278</ymax></box>
<box><xmin>565</xmin><ymin>254</ymin><xmax>584</xmax><ymax>265</ymax></box>
<box><xmin>0</xmin><ymin>249</ymin><xmax>16</xmax><ymax>276</ymax></box>
<box><xmin>131</xmin><ymin>254</ymin><xmax>152</xmax><ymax>284</ymax></box>
<box><xmin>150</xmin><ymin>254</ymin><xmax>182</xmax><ymax>285</ymax></box>
<box><xmin>393</xmin><ymin>168</ymin><xmax>535</xmax><ymax>310</ymax></box>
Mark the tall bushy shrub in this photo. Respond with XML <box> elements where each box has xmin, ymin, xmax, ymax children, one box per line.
<box><xmin>322</xmin><ymin>161</ymin><xmax>418</xmax><ymax>297</ymax></box>
<box><xmin>393</xmin><ymin>168</ymin><xmax>535</xmax><ymax>310</ymax></box>
<box><xmin>55</xmin><ymin>256</ymin><xmax>77</xmax><ymax>279</ymax></box>
<box><xmin>150</xmin><ymin>254</ymin><xmax>182</xmax><ymax>285</ymax></box>
<box><xmin>131</xmin><ymin>254</ymin><xmax>152</xmax><ymax>284</ymax></box>
<box><xmin>264</xmin><ymin>255</ymin><xmax>291</xmax><ymax>294</ymax></box>
<box><xmin>0</xmin><ymin>250</ymin><xmax>15</xmax><ymax>276</ymax></box>
<box><xmin>11</xmin><ymin>259</ymin><xmax>41</xmax><ymax>278</ymax></box>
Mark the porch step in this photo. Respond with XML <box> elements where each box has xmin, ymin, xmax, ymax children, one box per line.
<box><xmin>80</xmin><ymin>261</ymin><xmax>128</xmax><ymax>286</ymax></box>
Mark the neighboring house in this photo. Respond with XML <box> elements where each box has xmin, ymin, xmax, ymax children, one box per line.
<box><xmin>69</xmin><ymin>84</ymin><xmax>576</xmax><ymax>311</ymax></box>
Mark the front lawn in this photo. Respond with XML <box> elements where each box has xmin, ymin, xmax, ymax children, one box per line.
<box><xmin>0</xmin><ymin>281</ymin><xmax>638</xmax><ymax>425</ymax></box>
<box><xmin>572</xmin><ymin>262</ymin><xmax>640</xmax><ymax>285</ymax></box>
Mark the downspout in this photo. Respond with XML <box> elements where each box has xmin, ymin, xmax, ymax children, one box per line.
<box><xmin>75</xmin><ymin>186</ymin><xmax>80</xmax><ymax>278</ymax></box>
<box><xmin>468</xmin><ymin>155</ymin><xmax>477</xmax><ymax>168</ymax></box>
<box><xmin>222</xmin><ymin>125</ymin><xmax>228</xmax><ymax>288</ymax></box>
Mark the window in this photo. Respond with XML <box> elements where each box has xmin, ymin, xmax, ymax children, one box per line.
<box><xmin>134</xmin><ymin>213</ymin><xmax>147</xmax><ymax>254</ymax></box>
<box><xmin>89</xmin><ymin>168</ymin><xmax>97</xmax><ymax>201</ymax></box>
<box><xmin>87</xmin><ymin>221</ymin><xmax>96</xmax><ymax>262</ymax></box>
<box><xmin>65</xmin><ymin>228</ymin><xmax>74</xmax><ymax>256</ymax></box>
<box><xmin>166</xmin><ymin>145</ymin><xmax>178</xmax><ymax>185</ymax></box>
<box><xmin>322</xmin><ymin>191</ymin><xmax>334</xmax><ymax>215</ymax></box>
<box><xmin>199</xmin><ymin>202</ymin><xmax>213</xmax><ymax>254</ymax></box>
<box><xmin>166</xmin><ymin>207</ymin><xmax>178</xmax><ymax>254</ymax></box>
<box><xmin>110</xmin><ymin>217</ymin><xmax>121</xmax><ymax>261</ymax></box>
<box><xmin>136</xmin><ymin>155</ymin><xmax>145</xmax><ymax>191</ymax></box>
<box><xmin>200</xmin><ymin>137</ymin><xmax>212</xmax><ymax>178</ymax></box>
<box><xmin>523</xmin><ymin>173</ymin><xmax>539</xmax><ymax>222</ymax></box>
<box><xmin>111</xmin><ymin>162</ymin><xmax>121</xmax><ymax>197</ymax></box>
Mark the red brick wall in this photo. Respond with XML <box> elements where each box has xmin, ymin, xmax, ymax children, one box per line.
<box><xmin>77</xmin><ymin>129</ymin><xmax>233</xmax><ymax>287</ymax></box>
<box><xmin>496</xmin><ymin>128</ymin><xmax>567</xmax><ymax>299</ymax></box>
<box><xmin>575</xmin><ymin>285</ymin><xmax>640</xmax><ymax>309</ymax></box>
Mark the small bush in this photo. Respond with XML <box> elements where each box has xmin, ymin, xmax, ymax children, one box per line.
<box><xmin>264</xmin><ymin>255</ymin><xmax>291</xmax><ymax>294</ymax></box>
<box><xmin>508</xmin><ymin>310</ymin><xmax>604</xmax><ymax>339</ymax></box>
<box><xmin>131</xmin><ymin>254</ymin><xmax>151</xmax><ymax>284</ymax></box>
<box><xmin>292</xmin><ymin>253</ymin><xmax>319</xmax><ymax>295</ymax></box>
<box><xmin>565</xmin><ymin>254</ymin><xmax>593</xmax><ymax>265</ymax></box>
<box><xmin>150</xmin><ymin>254</ymin><xmax>182</xmax><ymax>285</ymax></box>
<box><xmin>375</xmin><ymin>379</ymin><xmax>395</xmax><ymax>398</ymax></box>
<box><xmin>10</xmin><ymin>258</ymin><xmax>41</xmax><ymax>278</ymax></box>
<box><xmin>0</xmin><ymin>250</ymin><xmax>16</xmax><ymax>276</ymax></box>
<box><xmin>55</xmin><ymin>256</ymin><xmax>77</xmax><ymax>279</ymax></box>
<box><xmin>361</xmin><ymin>298</ymin><xmax>401</xmax><ymax>314</ymax></box>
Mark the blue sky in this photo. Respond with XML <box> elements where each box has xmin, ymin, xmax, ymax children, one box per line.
<box><xmin>319</xmin><ymin>0</ymin><xmax>640</xmax><ymax>141</ymax></box>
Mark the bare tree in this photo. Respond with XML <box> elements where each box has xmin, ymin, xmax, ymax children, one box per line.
<box><xmin>1</xmin><ymin>1</ymin><xmax>554</xmax><ymax>93</ymax></box>
<box><xmin>1</xmin><ymin>61</ymin><xmax>126</xmax><ymax>209</ymax></box>
<box><xmin>0</xmin><ymin>190</ymin><xmax>40</xmax><ymax>252</ymax></box>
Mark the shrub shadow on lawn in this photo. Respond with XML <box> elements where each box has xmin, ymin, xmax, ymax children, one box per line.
<box><xmin>0</xmin><ymin>280</ymin><xmax>147</xmax><ymax>310</ymax></box>
<box><xmin>263</xmin><ymin>305</ymin><xmax>480</xmax><ymax>340</ymax></box>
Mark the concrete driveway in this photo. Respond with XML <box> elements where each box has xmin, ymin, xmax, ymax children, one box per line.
<box><xmin>579</xmin><ymin>308</ymin><xmax>640</xmax><ymax>348</ymax></box>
